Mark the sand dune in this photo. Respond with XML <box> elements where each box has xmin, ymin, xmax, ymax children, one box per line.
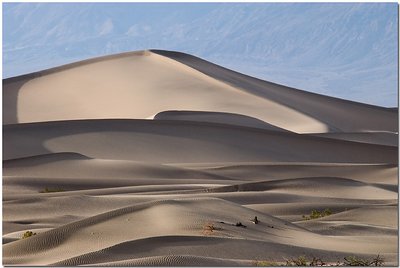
<box><xmin>309</xmin><ymin>131</ymin><xmax>398</xmax><ymax>146</ymax></box>
<box><xmin>51</xmin><ymin>236</ymin><xmax>388</xmax><ymax>266</ymax></box>
<box><xmin>88</xmin><ymin>255</ymin><xmax>251</xmax><ymax>267</ymax></box>
<box><xmin>151</xmin><ymin>50</ymin><xmax>398</xmax><ymax>133</ymax></box>
<box><xmin>3</xmin><ymin>50</ymin><xmax>398</xmax><ymax>266</ymax></box>
<box><xmin>184</xmin><ymin>162</ymin><xmax>397</xmax><ymax>185</ymax></box>
<box><xmin>153</xmin><ymin>110</ymin><xmax>289</xmax><ymax>132</ymax></box>
<box><xmin>4</xmin><ymin>152</ymin><xmax>233</xmax><ymax>183</ymax></box>
<box><xmin>3</xmin><ymin>51</ymin><xmax>326</xmax><ymax>133</ymax></box>
<box><xmin>4</xmin><ymin>119</ymin><xmax>397</xmax><ymax>163</ymax></box>
<box><xmin>3</xmin><ymin>198</ymin><xmax>305</xmax><ymax>264</ymax></box>
<box><xmin>4</xmin><ymin>198</ymin><xmax>396</xmax><ymax>265</ymax></box>
<box><xmin>208</xmin><ymin>177</ymin><xmax>397</xmax><ymax>200</ymax></box>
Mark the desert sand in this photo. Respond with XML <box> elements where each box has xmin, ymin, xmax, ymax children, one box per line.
<box><xmin>2</xmin><ymin>50</ymin><xmax>398</xmax><ymax>266</ymax></box>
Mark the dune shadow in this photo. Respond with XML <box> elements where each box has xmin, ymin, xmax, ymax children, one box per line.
<box><xmin>3</xmin><ymin>73</ymin><xmax>43</xmax><ymax>124</ymax></box>
<box><xmin>3</xmin><ymin>77</ymin><xmax>24</xmax><ymax>124</ymax></box>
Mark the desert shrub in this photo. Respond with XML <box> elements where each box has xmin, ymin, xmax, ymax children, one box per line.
<box><xmin>302</xmin><ymin>208</ymin><xmax>332</xmax><ymax>220</ymax></box>
<box><xmin>344</xmin><ymin>256</ymin><xmax>371</xmax><ymax>266</ymax></box>
<box><xmin>370</xmin><ymin>255</ymin><xmax>385</xmax><ymax>266</ymax></box>
<box><xmin>286</xmin><ymin>255</ymin><xmax>308</xmax><ymax>266</ymax></box>
<box><xmin>40</xmin><ymin>187</ymin><xmax>64</xmax><ymax>193</ymax></box>
<box><xmin>309</xmin><ymin>257</ymin><xmax>325</xmax><ymax>266</ymax></box>
<box><xmin>253</xmin><ymin>260</ymin><xmax>279</xmax><ymax>266</ymax></box>
<box><xmin>22</xmin><ymin>230</ymin><xmax>36</xmax><ymax>239</ymax></box>
<box><xmin>344</xmin><ymin>255</ymin><xmax>384</xmax><ymax>266</ymax></box>
<box><xmin>202</xmin><ymin>222</ymin><xmax>223</xmax><ymax>235</ymax></box>
<box><xmin>203</xmin><ymin>223</ymin><xmax>215</xmax><ymax>232</ymax></box>
<box><xmin>202</xmin><ymin>221</ymin><xmax>225</xmax><ymax>236</ymax></box>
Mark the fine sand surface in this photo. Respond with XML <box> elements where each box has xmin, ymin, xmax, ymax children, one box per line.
<box><xmin>3</xmin><ymin>50</ymin><xmax>398</xmax><ymax>266</ymax></box>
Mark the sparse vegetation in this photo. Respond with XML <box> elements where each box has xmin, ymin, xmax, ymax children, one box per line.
<box><xmin>251</xmin><ymin>255</ymin><xmax>384</xmax><ymax>266</ymax></box>
<box><xmin>253</xmin><ymin>260</ymin><xmax>279</xmax><ymax>266</ymax></box>
<box><xmin>22</xmin><ymin>230</ymin><xmax>36</xmax><ymax>239</ymax></box>
<box><xmin>203</xmin><ymin>223</ymin><xmax>216</xmax><ymax>232</ymax></box>
<box><xmin>302</xmin><ymin>208</ymin><xmax>332</xmax><ymax>220</ymax></box>
<box><xmin>285</xmin><ymin>255</ymin><xmax>308</xmax><ymax>266</ymax></box>
<box><xmin>370</xmin><ymin>255</ymin><xmax>385</xmax><ymax>267</ymax></box>
<box><xmin>202</xmin><ymin>222</ymin><xmax>222</xmax><ymax>235</ymax></box>
<box><xmin>343</xmin><ymin>255</ymin><xmax>384</xmax><ymax>266</ymax></box>
<box><xmin>39</xmin><ymin>187</ymin><xmax>65</xmax><ymax>193</ymax></box>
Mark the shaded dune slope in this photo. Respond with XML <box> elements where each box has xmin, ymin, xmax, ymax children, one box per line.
<box><xmin>52</xmin><ymin>236</ymin><xmax>373</xmax><ymax>267</ymax></box>
<box><xmin>187</xmin><ymin>162</ymin><xmax>397</xmax><ymax>184</ymax></box>
<box><xmin>3</xmin><ymin>152</ymin><xmax>231</xmax><ymax>181</ymax></box>
<box><xmin>4</xmin><ymin>119</ymin><xmax>397</xmax><ymax>163</ymax></box>
<box><xmin>207</xmin><ymin>177</ymin><xmax>397</xmax><ymax>199</ymax></box>
<box><xmin>153</xmin><ymin>110</ymin><xmax>289</xmax><ymax>132</ymax></box>
<box><xmin>82</xmin><ymin>255</ymin><xmax>251</xmax><ymax>267</ymax></box>
<box><xmin>309</xmin><ymin>132</ymin><xmax>398</xmax><ymax>146</ymax></box>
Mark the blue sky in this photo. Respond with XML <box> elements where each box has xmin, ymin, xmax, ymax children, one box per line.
<box><xmin>3</xmin><ymin>2</ymin><xmax>398</xmax><ymax>107</ymax></box>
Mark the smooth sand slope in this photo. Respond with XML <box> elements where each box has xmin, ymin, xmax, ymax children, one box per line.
<box><xmin>3</xmin><ymin>50</ymin><xmax>398</xmax><ymax>266</ymax></box>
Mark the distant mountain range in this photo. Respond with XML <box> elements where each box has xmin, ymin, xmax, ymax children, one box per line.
<box><xmin>3</xmin><ymin>3</ymin><xmax>397</xmax><ymax>107</ymax></box>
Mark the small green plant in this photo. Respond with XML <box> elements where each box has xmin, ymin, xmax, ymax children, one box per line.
<box><xmin>40</xmin><ymin>187</ymin><xmax>64</xmax><ymax>193</ymax></box>
<box><xmin>344</xmin><ymin>255</ymin><xmax>384</xmax><ymax>266</ymax></box>
<box><xmin>286</xmin><ymin>255</ymin><xmax>308</xmax><ymax>266</ymax></box>
<box><xmin>309</xmin><ymin>257</ymin><xmax>325</xmax><ymax>266</ymax></box>
<box><xmin>302</xmin><ymin>208</ymin><xmax>332</xmax><ymax>220</ymax></box>
<box><xmin>22</xmin><ymin>230</ymin><xmax>36</xmax><ymax>239</ymax></box>
<box><xmin>253</xmin><ymin>260</ymin><xmax>279</xmax><ymax>266</ymax></box>
<box><xmin>344</xmin><ymin>256</ymin><xmax>371</xmax><ymax>266</ymax></box>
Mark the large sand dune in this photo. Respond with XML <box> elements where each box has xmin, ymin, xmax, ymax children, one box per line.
<box><xmin>3</xmin><ymin>119</ymin><xmax>397</xmax><ymax>163</ymax></box>
<box><xmin>3</xmin><ymin>50</ymin><xmax>398</xmax><ymax>266</ymax></box>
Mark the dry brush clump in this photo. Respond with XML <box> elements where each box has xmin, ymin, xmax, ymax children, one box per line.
<box><xmin>22</xmin><ymin>231</ymin><xmax>36</xmax><ymax>239</ymax></box>
<box><xmin>39</xmin><ymin>187</ymin><xmax>65</xmax><ymax>193</ymax></box>
<box><xmin>343</xmin><ymin>255</ymin><xmax>385</xmax><ymax>266</ymax></box>
<box><xmin>253</xmin><ymin>260</ymin><xmax>280</xmax><ymax>266</ymax></box>
<box><xmin>302</xmin><ymin>208</ymin><xmax>332</xmax><ymax>220</ymax></box>
<box><xmin>202</xmin><ymin>222</ymin><xmax>222</xmax><ymax>235</ymax></box>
